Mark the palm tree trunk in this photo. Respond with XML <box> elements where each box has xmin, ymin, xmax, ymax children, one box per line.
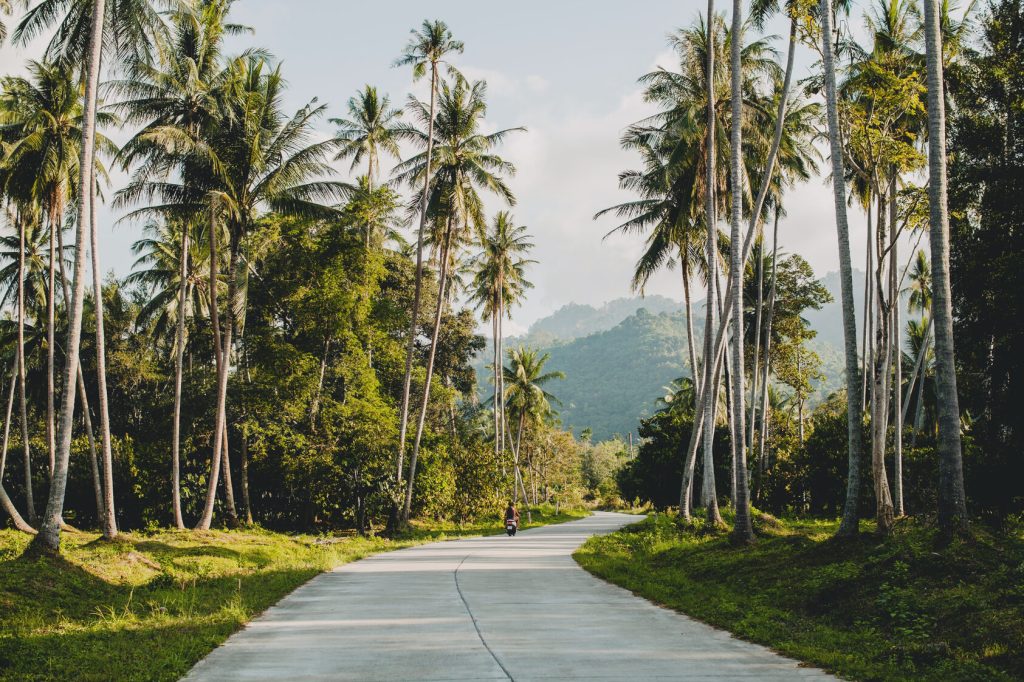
<box><xmin>31</xmin><ymin>0</ymin><xmax>105</xmax><ymax>552</ymax></box>
<box><xmin>240</xmin><ymin>427</ymin><xmax>253</xmax><ymax>524</ymax></box>
<box><xmin>820</xmin><ymin>0</ymin><xmax>866</xmax><ymax>539</ymax></box>
<box><xmin>0</xmin><ymin>361</ymin><xmax>33</xmax><ymax>533</ymax></box>
<box><xmin>729</xmin><ymin>0</ymin><xmax>753</xmax><ymax>544</ymax></box>
<box><xmin>46</xmin><ymin>218</ymin><xmax>56</xmax><ymax>478</ymax></box>
<box><xmin>682</xmin><ymin>259</ymin><xmax>701</xmax><ymax>396</ymax></box>
<box><xmin>869</xmin><ymin>193</ymin><xmax>895</xmax><ymax>534</ymax></box>
<box><xmin>498</xmin><ymin>298</ymin><xmax>506</xmax><ymax>456</ymax></box>
<box><xmin>902</xmin><ymin>317</ymin><xmax>933</xmax><ymax>424</ymax></box>
<box><xmin>17</xmin><ymin>211</ymin><xmax>34</xmax><ymax>525</ymax></box>
<box><xmin>395</xmin><ymin>64</ymin><xmax>439</xmax><ymax>499</ymax></box>
<box><xmin>891</xmin><ymin>181</ymin><xmax>904</xmax><ymax>517</ymax></box>
<box><xmin>171</xmin><ymin>226</ymin><xmax>189</xmax><ymax>529</ymax></box>
<box><xmin>492</xmin><ymin>309</ymin><xmax>500</xmax><ymax>459</ymax></box>
<box><xmin>923</xmin><ymin>0</ymin><xmax>968</xmax><ymax>538</ymax></box>
<box><xmin>196</xmin><ymin>197</ymin><xmax>232</xmax><ymax>531</ymax></box>
<box><xmin>758</xmin><ymin>208</ymin><xmax>781</xmax><ymax>471</ymax></box>
<box><xmin>862</xmin><ymin>196</ymin><xmax>874</xmax><ymax>414</ymax></box>
<box><xmin>219</xmin><ymin>415</ymin><xmax>238</xmax><ymax>525</ymax></box>
<box><xmin>55</xmin><ymin>220</ymin><xmax>104</xmax><ymax>526</ymax></box>
<box><xmin>748</xmin><ymin>237</ymin><xmax>764</xmax><ymax>454</ymax></box>
<box><xmin>403</xmin><ymin>225</ymin><xmax>452</xmax><ymax>522</ymax></box>
<box><xmin>90</xmin><ymin>169</ymin><xmax>118</xmax><ymax>540</ymax></box>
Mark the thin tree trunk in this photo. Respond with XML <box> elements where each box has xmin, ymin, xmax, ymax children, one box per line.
<box><xmin>17</xmin><ymin>212</ymin><xmax>34</xmax><ymax>525</ymax></box>
<box><xmin>891</xmin><ymin>181</ymin><xmax>904</xmax><ymax>517</ymax></box>
<box><xmin>862</xmin><ymin>194</ymin><xmax>874</xmax><ymax>414</ymax></box>
<box><xmin>682</xmin><ymin>260</ymin><xmax>701</xmax><ymax>396</ymax></box>
<box><xmin>90</xmin><ymin>169</ymin><xmax>117</xmax><ymax>540</ymax></box>
<box><xmin>492</xmin><ymin>311</ymin><xmax>500</xmax><ymax>459</ymax></box>
<box><xmin>56</xmin><ymin>223</ymin><xmax>103</xmax><ymax>526</ymax></box>
<box><xmin>923</xmin><ymin>0</ymin><xmax>968</xmax><ymax>538</ymax></box>
<box><xmin>395</xmin><ymin>65</ymin><xmax>439</xmax><ymax>500</ymax></box>
<box><xmin>902</xmin><ymin>317</ymin><xmax>933</xmax><ymax>424</ymax></box>
<box><xmin>820</xmin><ymin>0</ymin><xmax>866</xmax><ymax>539</ymax></box>
<box><xmin>240</xmin><ymin>427</ymin><xmax>253</xmax><ymax>524</ymax></box>
<box><xmin>0</xmin><ymin>363</ymin><xmax>32</xmax><ymax>533</ymax></box>
<box><xmin>758</xmin><ymin>208</ymin><xmax>781</xmax><ymax>472</ymax></box>
<box><xmin>219</xmin><ymin>417</ymin><xmax>237</xmax><ymax>525</ymax></box>
<box><xmin>729</xmin><ymin>0</ymin><xmax>753</xmax><ymax>543</ymax></box>
<box><xmin>171</xmin><ymin>226</ymin><xmax>189</xmax><ymax>529</ymax></box>
<box><xmin>196</xmin><ymin>197</ymin><xmax>232</xmax><ymax>531</ymax></box>
<box><xmin>30</xmin><ymin>0</ymin><xmax>104</xmax><ymax>552</ymax></box>
<box><xmin>403</xmin><ymin>226</ymin><xmax>452</xmax><ymax>522</ymax></box>
<box><xmin>46</xmin><ymin>217</ymin><xmax>56</xmax><ymax>477</ymax></box>
<box><xmin>748</xmin><ymin>236</ymin><xmax>764</xmax><ymax>454</ymax></box>
<box><xmin>870</xmin><ymin>192</ymin><xmax>895</xmax><ymax>534</ymax></box>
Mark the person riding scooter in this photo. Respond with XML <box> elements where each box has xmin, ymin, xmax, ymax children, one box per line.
<box><xmin>505</xmin><ymin>502</ymin><xmax>520</xmax><ymax>536</ymax></box>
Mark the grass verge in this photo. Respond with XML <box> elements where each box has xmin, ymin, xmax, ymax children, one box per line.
<box><xmin>0</xmin><ymin>504</ymin><xmax>587</xmax><ymax>682</ymax></box>
<box><xmin>574</xmin><ymin>510</ymin><xmax>1024</xmax><ymax>681</ymax></box>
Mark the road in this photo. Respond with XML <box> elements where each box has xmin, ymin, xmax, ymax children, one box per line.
<box><xmin>182</xmin><ymin>511</ymin><xmax>838</xmax><ymax>681</ymax></box>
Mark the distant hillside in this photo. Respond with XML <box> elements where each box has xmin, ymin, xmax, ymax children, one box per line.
<box><xmin>523</xmin><ymin>296</ymin><xmax>680</xmax><ymax>345</ymax></box>
<box><xmin>475</xmin><ymin>271</ymin><xmax>865</xmax><ymax>440</ymax></box>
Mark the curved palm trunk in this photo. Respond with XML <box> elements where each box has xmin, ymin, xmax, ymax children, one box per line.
<box><xmin>901</xmin><ymin>317</ymin><xmax>933</xmax><ymax>424</ymax></box>
<box><xmin>748</xmin><ymin>237</ymin><xmax>764</xmax><ymax>455</ymax></box>
<box><xmin>758</xmin><ymin>209</ymin><xmax>781</xmax><ymax>468</ymax></box>
<box><xmin>90</xmin><ymin>170</ymin><xmax>118</xmax><ymax>539</ymax></box>
<box><xmin>196</xmin><ymin>199</ymin><xmax>232</xmax><ymax>531</ymax></box>
<box><xmin>682</xmin><ymin>259</ymin><xmax>701</xmax><ymax>396</ymax></box>
<box><xmin>17</xmin><ymin>212</ymin><xmax>34</xmax><ymax>525</ymax></box>
<box><xmin>923</xmin><ymin>0</ymin><xmax>968</xmax><ymax>539</ymax></box>
<box><xmin>0</xmin><ymin>361</ymin><xmax>33</xmax><ymax>532</ymax></box>
<box><xmin>31</xmin><ymin>0</ymin><xmax>104</xmax><ymax>552</ymax></box>
<box><xmin>890</xmin><ymin>184</ymin><xmax>904</xmax><ymax>517</ymax></box>
<box><xmin>395</xmin><ymin>65</ymin><xmax>439</xmax><ymax>499</ymax></box>
<box><xmin>170</xmin><ymin>227</ymin><xmax>190</xmax><ymax>529</ymax></box>
<box><xmin>729</xmin><ymin>0</ymin><xmax>753</xmax><ymax>544</ymax></box>
<box><xmin>46</xmin><ymin>218</ymin><xmax>56</xmax><ymax>478</ymax></box>
<box><xmin>819</xmin><ymin>0</ymin><xmax>866</xmax><ymax>538</ymax></box>
<box><xmin>403</xmin><ymin>225</ymin><xmax>453</xmax><ymax>522</ymax></box>
<box><xmin>862</xmin><ymin>196</ymin><xmax>874</xmax><ymax>413</ymax></box>
<box><xmin>56</xmin><ymin>222</ymin><xmax>104</xmax><ymax>525</ymax></box>
<box><xmin>492</xmin><ymin>310</ymin><xmax>500</xmax><ymax>460</ymax></box>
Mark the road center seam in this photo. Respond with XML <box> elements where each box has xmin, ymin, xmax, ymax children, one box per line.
<box><xmin>454</xmin><ymin>554</ymin><xmax>514</xmax><ymax>681</ymax></box>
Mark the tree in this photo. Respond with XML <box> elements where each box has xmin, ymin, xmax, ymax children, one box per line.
<box><xmin>469</xmin><ymin>211</ymin><xmax>534</xmax><ymax>463</ymax></box>
<box><xmin>391</xmin><ymin>20</ymin><xmax>464</xmax><ymax>522</ymax></box>
<box><xmin>922</xmin><ymin>0</ymin><xmax>969</xmax><ymax>539</ymax></box>
<box><xmin>502</xmin><ymin>346</ymin><xmax>564</xmax><ymax>512</ymax></box>
<box><xmin>817</xmin><ymin>0</ymin><xmax>866</xmax><ymax>538</ymax></box>
<box><xmin>331</xmin><ymin>85</ymin><xmax>402</xmax><ymax>194</ymax></box>
<box><xmin>394</xmin><ymin>75</ymin><xmax>521</xmax><ymax>521</ymax></box>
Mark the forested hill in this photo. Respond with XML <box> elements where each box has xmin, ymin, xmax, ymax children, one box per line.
<box><xmin>476</xmin><ymin>271</ymin><xmax>860</xmax><ymax>440</ymax></box>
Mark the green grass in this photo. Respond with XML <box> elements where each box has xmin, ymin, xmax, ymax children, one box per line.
<box><xmin>0</xmin><ymin>505</ymin><xmax>587</xmax><ymax>682</ymax></box>
<box><xmin>574</xmin><ymin>511</ymin><xmax>1024</xmax><ymax>681</ymax></box>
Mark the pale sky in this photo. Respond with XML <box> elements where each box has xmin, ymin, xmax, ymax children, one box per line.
<box><xmin>0</xmin><ymin>0</ymin><xmax>883</xmax><ymax>336</ymax></box>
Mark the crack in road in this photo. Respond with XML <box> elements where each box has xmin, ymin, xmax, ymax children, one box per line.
<box><xmin>454</xmin><ymin>554</ymin><xmax>514</xmax><ymax>681</ymax></box>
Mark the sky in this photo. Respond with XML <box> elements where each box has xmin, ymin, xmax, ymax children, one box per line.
<box><xmin>0</xmin><ymin>0</ymin><xmax>882</xmax><ymax>337</ymax></box>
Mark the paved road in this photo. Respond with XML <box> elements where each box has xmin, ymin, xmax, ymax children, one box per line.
<box><xmin>182</xmin><ymin>512</ymin><xmax>838</xmax><ymax>681</ymax></box>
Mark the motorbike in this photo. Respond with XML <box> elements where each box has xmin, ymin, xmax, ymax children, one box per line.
<box><xmin>505</xmin><ymin>518</ymin><xmax>518</xmax><ymax>536</ymax></box>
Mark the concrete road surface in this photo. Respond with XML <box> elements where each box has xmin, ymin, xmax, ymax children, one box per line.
<box><xmin>182</xmin><ymin>511</ymin><xmax>839</xmax><ymax>681</ymax></box>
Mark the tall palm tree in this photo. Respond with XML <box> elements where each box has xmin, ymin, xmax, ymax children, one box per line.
<box><xmin>115</xmin><ymin>0</ymin><xmax>242</xmax><ymax>529</ymax></box>
<box><xmin>0</xmin><ymin>0</ymin><xmax>13</xmax><ymax>44</ymax></box>
<box><xmin>470</xmin><ymin>211</ymin><xmax>534</xmax><ymax>462</ymax></box>
<box><xmin>16</xmin><ymin>0</ymin><xmax>174</xmax><ymax>552</ymax></box>
<box><xmin>331</xmin><ymin>85</ymin><xmax>402</xmax><ymax>195</ymax></box>
<box><xmin>394</xmin><ymin>75</ymin><xmax>521</xmax><ymax>521</ymax></box>
<box><xmin>921</xmin><ymin>0</ymin><xmax>969</xmax><ymax>535</ymax></box>
<box><xmin>502</xmin><ymin>346</ymin><xmax>564</xmax><ymax>510</ymax></box>
<box><xmin>391</xmin><ymin>20</ymin><xmax>464</xmax><ymax>518</ymax></box>
<box><xmin>818</xmin><ymin>0</ymin><xmax>866</xmax><ymax>539</ymax></box>
<box><xmin>124</xmin><ymin>55</ymin><xmax>346</xmax><ymax>528</ymax></box>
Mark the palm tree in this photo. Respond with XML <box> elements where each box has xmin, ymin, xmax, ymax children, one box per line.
<box><xmin>922</xmin><ymin>0</ymin><xmax>968</xmax><ymax>538</ymax></box>
<box><xmin>331</xmin><ymin>85</ymin><xmax>402</xmax><ymax>194</ymax></box>
<box><xmin>469</xmin><ymin>211</ymin><xmax>534</xmax><ymax>462</ymax></box>
<box><xmin>115</xmin><ymin>0</ymin><xmax>243</xmax><ymax>528</ymax></box>
<box><xmin>16</xmin><ymin>0</ymin><xmax>174</xmax><ymax>552</ymax></box>
<box><xmin>0</xmin><ymin>0</ymin><xmax>13</xmax><ymax>44</ymax></box>
<box><xmin>818</xmin><ymin>0</ymin><xmax>867</xmax><ymax>539</ymax></box>
<box><xmin>391</xmin><ymin>20</ymin><xmax>464</xmax><ymax>518</ymax></box>
<box><xmin>393</xmin><ymin>75</ymin><xmax>521</xmax><ymax>521</ymax></box>
<box><xmin>502</xmin><ymin>346</ymin><xmax>564</xmax><ymax>514</ymax></box>
<box><xmin>120</xmin><ymin>55</ymin><xmax>346</xmax><ymax>530</ymax></box>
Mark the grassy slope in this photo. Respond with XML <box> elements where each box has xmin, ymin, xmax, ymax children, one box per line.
<box><xmin>574</xmin><ymin>511</ymin><xmax>1024</xmax><ymax>681</ymax></box>
<box><xmin>0</xmin><ymin>505</ymin><xmax>586</xmax><ymax>682</ymax></box>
